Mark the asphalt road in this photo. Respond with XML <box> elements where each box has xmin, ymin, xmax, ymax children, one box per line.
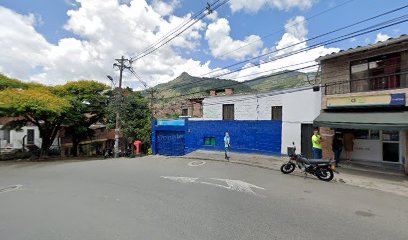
<box><xmin>1</xmin><ymin>156</ymin><xmax>407</xmax><ymax>240</ymax></box>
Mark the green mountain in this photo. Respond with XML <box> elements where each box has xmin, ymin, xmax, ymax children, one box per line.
<box><xmin>151</xmin><ymin>72</ymin><xmax>254</xmax><ymax>99</ymax></box>
<box><xmin>244</xmin><ymin>70</ymin><xmax>316</xmax><ymax>92</ymax></box>
<box><xmin>149</xmin><ymin>71</ymin><xmax>316</xmax><ymax>99</ymax></box>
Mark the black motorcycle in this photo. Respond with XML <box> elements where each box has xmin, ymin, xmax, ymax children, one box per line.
<box><xmin>280</xmin><ymin>143</ymin><xmax>337</xmax><ymax>182</ymax></box>
<box><xmin>104</xmin><ymin>149</ymin><xmax>114</xmax><ymax>158</ymax></box>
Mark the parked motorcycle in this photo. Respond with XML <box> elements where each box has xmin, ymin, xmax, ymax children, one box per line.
<box><xmin>104</xmin><ymin>149</ymin><xmax>114</xmax><ymax>158</ymax></box>
<box><xmin>280</xmin><ymin>143</ymin><xmax>337</xmax><ymax>182</ymax></box>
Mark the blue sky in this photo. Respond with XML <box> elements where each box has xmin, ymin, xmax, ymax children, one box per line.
<box><xmin>0</xmin><ymin>0</ymin><xmax>407</xmax><ymax>87</ymax></box>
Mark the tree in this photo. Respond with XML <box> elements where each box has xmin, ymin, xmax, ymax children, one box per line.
<box><xmin>107</xmin><ymin>89</ymin><xmax>151</xmax><ymax>152</ymax></box>
<box><xmin>0</xmin><ymin>75</ymin><xmax>110</xmax><ymax>158</ymax></box>
<box><xmin>54</xmin><ymin>80</ymin><xmax>110</xmax><ymax>156</ymax></box>
<box><xmin>0</xmin><ymin>74</ymin><xmax>43</xmax><ymax>90</ymax></box>
<box><xmin>0</xmin><ymin>87</ymin><xmax>70</xmax><ymax>157</ymax></box>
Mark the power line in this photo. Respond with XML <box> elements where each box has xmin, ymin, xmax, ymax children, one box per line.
<box><xmin>161</xmin><ymin>17</ymin><xmax>408</xmax><ymax>101</ymax></box>
<box><xmin>219</xmin><ymin>0</ymin><xmax>357</xmax><ymax>59</ymax></box>
<box><xmin>201</xmin><ymin>5</ymin><xmax>408</xmax><ymax>78</ymax></box>
<box><xmin>157</xmin><ymin>10</ymin><xmax>408</xmax><ymax>94</ymax></box>
<box><xmin>154</xmin><ymin>0</ymin><xmax>356</xmax><ymax>83</ymax></box>
<box><xmin>129</xmin><ymin>1</ymin><xmax>219</xmax><ymax>60</ymax></box>
<box><xmin>130</xmin><ymin>0</ymin><xmax>228</xmax><ymax>62</ymax></box>
<box><xmin>202</xmin><ymin>69</ymin><xmax>408</xmax><ymax>107</ymax></box>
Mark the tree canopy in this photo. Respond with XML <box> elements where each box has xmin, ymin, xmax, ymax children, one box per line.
<box><xmin>107</xmin><ymin>89</ymin><xmax>151</xmax><ymax>150</ymax></box>
<box><xmin>0</xmin><ymin>75</ymin><xmax>110</xmax><ymax>157</ymax></box>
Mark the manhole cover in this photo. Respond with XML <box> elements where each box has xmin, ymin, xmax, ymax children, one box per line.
<box><xmin>0</xmin><ymin>185</ymin><xmax>22</xmax><ymax>194</ymax></box>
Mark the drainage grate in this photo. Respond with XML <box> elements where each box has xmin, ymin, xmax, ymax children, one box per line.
<box><xmin>0</xmin><ymin>185</ymin><xmax>22</xmax><ymax>194</ymax></box>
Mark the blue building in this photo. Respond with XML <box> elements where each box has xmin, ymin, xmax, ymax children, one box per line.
<box><xmin>152</xmin><ymin>119</ymin><xmax>282</xmax><ymax>156</ymax></box>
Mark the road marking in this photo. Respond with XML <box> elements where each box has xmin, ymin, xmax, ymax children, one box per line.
<box><xmin>161</xmin><ymin>176</ymin><xmax>265</xmax><ymax>196</ymax></box>
<box><xmin>187</xmin><ymin>160</ymin><xmax>206</xmax><ymax>167</ymax></box>
<box><xmin>0</xmin><ymin>185</ymin><xmax>22</xmax><ymax>194</ymax></box>
<box><xmin>161</xmin><ymin>176</ymin><xmax>199</xmax><ymax>183</ymax></box>
<box><xmin>202</xmin><ymin>178</ymin><xmax>265</xmax><ymax>196</ymax></box>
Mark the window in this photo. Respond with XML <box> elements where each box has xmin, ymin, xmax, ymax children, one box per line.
<box><xmin>181</xmin><ymin>108</ymin><xmax>188</xmax><ymax>116</ymax></box>
<box><xmin>350</xmin><ymin>53</ymin><xmax>402</xmax><ymax>92</ymax></box>
<box><xmin>382</xmin><ymin>130</ymin><xmax>399</xmax><ymax>142</ymax></box>
<box><xmin>370</xmin><ymin>130</ymin><xmax>380</xmax><ymax>140</ymax></box>
<box><xmin>27</xmin><ymin>129</ymin><xmax>35</xmax><ymax>145</ymax></box>
<box><xmin>1</xmin><ymin>129</ymin><xmax>10</xmax><ymax>143</ymax></box>
<box><xmin>222</xmin><ymin>104</ymin><xmax>234</xmax><ymax>120</ymax></box>
<box><xmin>271</xmin><ymin>106</ymin><xmax>282</xmax><ymax>121</ymax></box>
<box><xmin>204</xmin><ymin>137</ymin><xmax>216</xmax><ymax>146</ymax></box>
<box><xmin>354</xmin><ymin>130</ymin><xmax>369</xmax><ymax>139</ymax></box>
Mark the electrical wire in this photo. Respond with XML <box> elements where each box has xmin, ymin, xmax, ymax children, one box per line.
<box><xmin>129</xmin><ymin>1</ymin><xmax>217</xmax><ymax>60</ymax></box>
<box><xmin>161</xmin><ymin>6</ymin><xmax>408</xmax><ymax>91</ymax></box>
<box><xmin>130</xmin><ymin>0</ymin><xmax>229</xmax><ymax>62</ymax></box>
<box><xmin>154</xmin><ymin>14</ymin><xmax>408</xmax><ymax>99</ymax></box>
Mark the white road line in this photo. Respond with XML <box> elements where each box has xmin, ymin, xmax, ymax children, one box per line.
<box><xmin>161</xmin><ymin>176</ymin><xmax>199</xmax><ymax>183</ymax></box>
<box><xmin>187</xmin><ymin>160</ymin><xmax>206</xmax><ymax>167</ymax></box>
<box><xmin>0</xmin><ymin>185</ymin><xmax>23</xmax><ymax>194</ymax></box>
<box><xmin>161</xmin><ymin>176</ymin><xmax>265</xmax><ymax>196</ymax></box>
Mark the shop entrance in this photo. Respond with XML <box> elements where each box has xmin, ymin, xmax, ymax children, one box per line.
<box><xmin>337</xmin><ymin>129</ymin><xmax>401</xmax><ymax>163</ymax></box>
<box><xmin>382</xmin><ymin>130</ymin><xmax>400</xmax><ymax>162</ymax></box>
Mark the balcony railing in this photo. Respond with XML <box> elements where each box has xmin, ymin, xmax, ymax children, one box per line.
<box><xmin>324</xmin><ymin>72</ymin><xmax>408</xmax><ymax>95</ymax></box>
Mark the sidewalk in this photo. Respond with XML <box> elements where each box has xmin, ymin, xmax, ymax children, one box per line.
<box><xmin>179</xmin><ymin>150</ymin><xmax>408</xmax><ymax>198</ymax></box>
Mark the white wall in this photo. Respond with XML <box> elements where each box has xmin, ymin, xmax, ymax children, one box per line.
<box><xmin>0</xmin><ymin>126</ymin><xmax>43</xmax><ymax>149</ymax></box>
<box><xmin>280</xmin><ymin>89</ymin><xmax>322</xmax><ymax>153</ymax></box>
<box><xmin>203</xmin><ymin>88</ymin><xmax>322</xmax><ymax>154</ymax></box>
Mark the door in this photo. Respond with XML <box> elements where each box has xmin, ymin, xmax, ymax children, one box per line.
<box><xmin>382</xmin><ymin>130</ymin><xmax>399</xmax><ymax>162</ymax></box>
<box><xmin>301</xmin><ymin>124</ymin><xmax>314</xmax><ymax>159</ymax></box>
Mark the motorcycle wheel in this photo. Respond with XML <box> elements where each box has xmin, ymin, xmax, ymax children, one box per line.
<box><xmin>316</xmin><ymin>167</ymin><xmax>334</xmax><ymax>182</ymax></box>
<box><xmin>280</xmin><ymin>163</ymin><xmax>295</xmax><ymax>174</ymax></box>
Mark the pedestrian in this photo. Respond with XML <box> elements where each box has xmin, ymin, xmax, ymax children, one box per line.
<box><xmin>332</xmin><ymin>134</ymin><xmax>343</xmax><ymax>167</ymax></box>
<box><xmin>312</xmin><ymin>129</ymin><xmax>323</xmax><ymax>159</ymax></box>
<box><xmin>224</xmin><ymin>131</ymin><xmax>230</xmax><ymax>160</ymax></box>
<box><xmin>343</xmin><ymin>131</ymin><xmax>354</xmax><ymax>162</ymax></box>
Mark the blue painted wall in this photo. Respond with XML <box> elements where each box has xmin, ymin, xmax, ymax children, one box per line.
<box><xmin>152</xmin><ymin>120</ymin><xmax>186</xmax><ymax>156</ymax></box>
<box><xmin>185</xmin><ymin>120</ymin><xmax>282</xmax><ymax>155</ymax></box>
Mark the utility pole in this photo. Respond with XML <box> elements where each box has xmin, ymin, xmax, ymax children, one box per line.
<box><xmin>113</xmin><ymin>56</ymin><xmax>131</xmax><ymax>158</ymax></box>
<box><xmin>147</xmin><ymin>88</ymin><xmax>157</xmax><ymax>119</ymax></box>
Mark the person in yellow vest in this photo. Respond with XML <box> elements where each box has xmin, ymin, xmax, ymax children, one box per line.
<box><xmin>312</xmin><ymin>129</ymin><xmax>323</xmax><ymax>159</ymax></box>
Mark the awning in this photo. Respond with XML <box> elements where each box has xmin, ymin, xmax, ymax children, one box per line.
<box><xmin>314</xmin><ymin>111</ymin><xmax>408</xmax><ymax>130</ymax></box>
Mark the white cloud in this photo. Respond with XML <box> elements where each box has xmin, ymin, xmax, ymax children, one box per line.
<box><xmin>205</xmin><ymin>18</ymin><xmax>263</xmax><ymax>61</ymax></box>
<box><xmin>206</xmin><ymin>10</ymin><xmax>218</xmax><ymax>21</ymax></box>
<box><xmin>218</xmin><ymin>16</ymin><xmax>339</xmax><ymax>81</ymax></box>
<box><xmin>228</xmin><ymin>0</ymin><xmax>315</xmax><ymax>13</ymax></box>
<box><xmin>0</xmin><ymin>7</ymin><xmax>51</xmax><ymax>80</ymax></box>
<box><xmin>0</xmin><ymin>1</ymin><xmax>212</xmax><ymax>88</ymax></box>
<box><xmin>375</xmin><ymin>33</ymin><xmax>390</xmax><ymax>43</ymax></box>
<box><xmin>151</xmin><ymin>0</ymin><xmax>180</xmax><ymax>16</ymax></box>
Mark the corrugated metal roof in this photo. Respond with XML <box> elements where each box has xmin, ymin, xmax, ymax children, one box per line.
<box><xmin>316</xmin><ymin>34</ymin><xmax>408</xmax><ymax>62</ymax></box>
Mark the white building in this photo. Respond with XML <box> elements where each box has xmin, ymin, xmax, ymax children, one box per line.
<box><xmin>0</xmin><ymin>117</ymin><xmax>44</xmax><ymax>151</ymax></box>
<box><xmin>203</xmin><ymin>87</ymin><xmax>322</xmax><ymax>157</ymax></box>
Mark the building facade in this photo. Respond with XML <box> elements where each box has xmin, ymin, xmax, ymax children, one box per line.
<box><xmin>0</xmin><ymin>117</ymin><xmax>44</xmax><ymax>151</ymax></box>
<box><xmin>315</xmin><ymin>35</ymin><xmax>408</xmax><ymax>173</ymax></box>
<box><xmin>203</xmin><ymin>87</ymin><xmax>322</xmax><ymax>157</ymax></box>
<box><xmin>151</xmin><ymin>119</ymin><xmax>282</xmax><ymax>156</ymax></box>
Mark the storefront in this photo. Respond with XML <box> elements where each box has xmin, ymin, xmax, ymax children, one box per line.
<box><xmin>314</xmin><ymin>103</ymin><xmax>408</xmax><ymax>169</ymax></box>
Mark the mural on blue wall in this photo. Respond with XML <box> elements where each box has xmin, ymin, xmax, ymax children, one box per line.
<box><xmin>152</xmin><ymin>119</ymin><xmax>186</xmax><ymax>156</ymax></box>
<box><xmin>185</xmin><ymin>120</ymin><xmax>282</xmax><ymax>155</ymax></box>
<box><xmin>152</xmin><ymin>119</ymin><xmax>282</xmax><ymax>156</ymax></box>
